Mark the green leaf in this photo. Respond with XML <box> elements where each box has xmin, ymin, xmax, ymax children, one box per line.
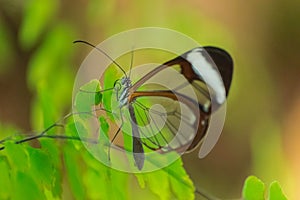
<box><xmin>82</xmin><ymin>150</ymin><xmax>130</xmax><ymax>200</ymax></box>
<box><xmin>65</xmin><ymin>117</ymin><xmax>90</xmax><ymax>150</ymax></box>
<box><xmin>64</xmin><ymin>144</ymin><xmax>86</xmax><ymax>200</ymax></box>
<box><xmin>97</xmin><ymin>116</ymin><xmax>110</xmax><ymax>162</ymax></box>
<box><xmin>102</xmin><ymin>65</ymin><xmax>120</xmax><ymax>111</ymax></box>
<box><xmin>74</xmin><ymin>79</ymin><xmax>102</xmax><ymax>116</ymax></box>
<box><xmin>167</xmin><ymin>159</ymin><xmax>195</xmax><ymax>200</ymax></box>
<box><xmin>0</xmin><ymin>157</ymin><xmax>12</xmax><ymax>199</ymax></box>
<box><xmin>99</xmin><ymin>116</ymin><xmax>109</xmax><ymax>134</ymax></box>
<box><xmin>242</xmin><ymin>176</ymin><xmax>265</xmax><ymax>200</ymax></box>
<box><xmin>135</xmin><ymin>173</ymin><xmax>146</xmax><ymax>189</ymax></box>
<box><xmin>27</xmin><ymin>147</ymin><xmax>54</xmax><ymax>188</ymax></box>
<box><xmin>40</xmin><ymin>140</ymin><xmax>60</xmax><ymax>167</ymax></box>
<box><xmin>12</xmin><ymin>171</ymin><xmax>45</xmax><ymax>200</ymax></box>
<box><xmin>52</xmin><ymin>169</ymin><xmax>63</xmax><ymax>198</ymax></box>
<box><xmin>135</xmin><ymin>158</ymin><xmax>194</xmax><ymax>200</ymax></box>
<box><xmin>19</xmin><ymin>0</ymin><xmax>59</xmax><ymax>49</ymax></box>
<box><xmin>40</xmin><ymin>140</ymin><xmax>62</xmax><ymax>197</ymax></box>
<box><xmin>83</xmin><ymin>168</ymin><xmax>110</xmax><ymax>200</ymax></box>
<box><xmin>66</xmin><ymin>117</ymin><xmax>89</xmax><ymax>138</ymax></box>
<box><xmin>4</xmin><ymin>142</ymin><xmax>29</xmax><ymax>172</ymax></box>
<box><xmin>268</xmin><ymin>181</ymin><xmax>288</xmax><ymax>200</ymax></box>
<box><xmin>109</xmin><ymin>168</ymin><xmax>129</xmax><ymax>199</ymax></box>
<box><xmin>144</xmin><ymin>170</ymin><xmax>171</xmax><ymax>200</ymax></box>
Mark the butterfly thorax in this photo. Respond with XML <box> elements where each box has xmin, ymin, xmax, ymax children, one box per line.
<box><xmin>117</xmin><ymin>77</ymin><xmax>132</xmax><ymax>107</ymax></box>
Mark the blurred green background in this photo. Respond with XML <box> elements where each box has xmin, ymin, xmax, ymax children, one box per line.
<box><xmin>0</xmin><ymin>0</ymin><xmax>299</xmax><ymax>199</ymax></box>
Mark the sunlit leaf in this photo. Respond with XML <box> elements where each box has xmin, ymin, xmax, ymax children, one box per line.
<box><xmin>83</xmin><ymin>168</ymin><xmax>109</xmax><ymax>199</ymax></box>
<box><xmin>143</xmin><ymin>170</ymin><xmax>171</xmax><ymax>200</ymax></box>
<box><xmin>242</xmin><ymin>176</ymin><xmax>265</xmax><ymax>200</ymax></box>
<box><xmin>110</xmin><ymin>168</ymin><xmax>130</xmax><ymax>199</ymax></box>
<box><xmin>82</xmin><ymin>150</ymin><xmax>130</xmax><ymax>199</ymax></box>
<box><xmin>268</xmin><ymin>181</ymin><xmax>288</xmax><ymax>200</ymax></box>
<box><xmin>167</xmin><ymin>159</ymin><xmax>195</xmax><ymax>200</ymax></box>
<box><xmin>103</xmin><ymin>65</ymin><xmax>120</xmax><ymax>111</ymax></box>
<box><xmin>135</xmin><ymin>173</ymin><xmax>146</xmax><ymax>188</ymax></box>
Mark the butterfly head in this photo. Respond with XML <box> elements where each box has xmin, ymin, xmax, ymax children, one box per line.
<box><xmin>120</xmin><ymin>76</ymin><xmax>132</xmax><ymax>87</ymax></box>
<box><xmin>117</xmin><ymin>77</ymin><xmax>132</xmax><ymax>107</ymax></box>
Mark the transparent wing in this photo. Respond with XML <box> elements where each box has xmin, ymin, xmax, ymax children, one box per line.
<box><xmin>130</xmin><ymin>93</ymin><xmax>210</xmax><ymax>153</ymax></box>
<box><xmin>102</xmin><ymin>47</ymin><xmax>232</xmax><ymax>155</ymax></box>
<box><xmin>125</xmin><ymin>46</ymin><xmax>233</xmax><ymax>153</ymax></box>
<box><xmin>126</xmin><ymin>62</ymin><xmax>212</xmax><ymax>153</ymax></box>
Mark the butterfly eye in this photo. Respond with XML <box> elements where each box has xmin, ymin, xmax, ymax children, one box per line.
<box><xmin>121</xmin><ymin>77</ymin><xmax>126</xmax><ymax>84</ymax></box>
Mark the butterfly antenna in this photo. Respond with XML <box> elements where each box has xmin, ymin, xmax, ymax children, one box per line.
<box><xmin>74</xmin><ymin>40</ymin><xmax>128</xmax><ymax>78</ymax></box>
<box><xmin>128</xmin><ymin>46</ymin><xmax>134</xmax><ymax>79</ymax></box>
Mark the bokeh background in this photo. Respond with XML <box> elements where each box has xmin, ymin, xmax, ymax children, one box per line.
<box><xmin>0</xmin><ymin>0</ymin><xmax>299</xmax><ymax>199</ymax></box>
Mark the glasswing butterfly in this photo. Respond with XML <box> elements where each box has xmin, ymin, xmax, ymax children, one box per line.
<box><xmin>74</xmin><ymin>40</ymin><xmax>233</xmax><ymax>171</ymax></box>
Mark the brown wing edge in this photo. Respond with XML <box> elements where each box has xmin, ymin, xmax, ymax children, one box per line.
<box><xmin>129</xmin><ymin>90</ymin><xmax>210</xmax><ymax>154</ymax></box>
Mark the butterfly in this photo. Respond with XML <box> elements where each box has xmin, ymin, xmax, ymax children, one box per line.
<box><xmin>74</xmin><ymin>40</ymin><xmax>233</xmax><ymax>171</ymax></box>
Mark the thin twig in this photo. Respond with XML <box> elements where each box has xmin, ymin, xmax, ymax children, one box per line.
<box><xmin>0</xmin><ymin>107</ymin><xmax>109</xmax><ymax>151</ymax></box>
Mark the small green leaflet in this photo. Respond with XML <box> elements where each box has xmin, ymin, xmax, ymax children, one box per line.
<box><xmin>268</xmin><ymin>181</ymin><xmax>288</xmax><ymax>200</ymax></box>
<box><xmin>242</xmin><ymin>176</ymin><xmax>288</xmax><ymax>200</ymax></box>
<box><xmin>243</xmin><ymin>176</ymin><xmax>265</xmax><ymax>200</ymax></box>
<box><xmin>135</xmin><ymin>158</ymin><xmax>195</xmax><ymax>200</ymax></box>
<box><xmin>74</xmin><ymin>79</ymin><xmax>102</xmax><ymax>117</ymax></box>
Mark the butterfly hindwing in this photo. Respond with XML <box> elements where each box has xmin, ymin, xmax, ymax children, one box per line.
<box><xmin>127</xmin><ymin>47</ymin><xmax>233</xmax><ymax>154</ymax></box>
<box><xmin>129</xmin><ymin>91</ymin><xmax>205</xmax><ymax>153</ymax></box>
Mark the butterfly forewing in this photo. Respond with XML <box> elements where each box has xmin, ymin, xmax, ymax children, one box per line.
<box><xmin>126</xmin><ymin>63</ymin><xmax>211</xmax><ymax>153</ymax></box>
<box><xmin>94</xmin><ymin>46</ymin><xmax>232</xmax><ymax>169</ymax></box>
